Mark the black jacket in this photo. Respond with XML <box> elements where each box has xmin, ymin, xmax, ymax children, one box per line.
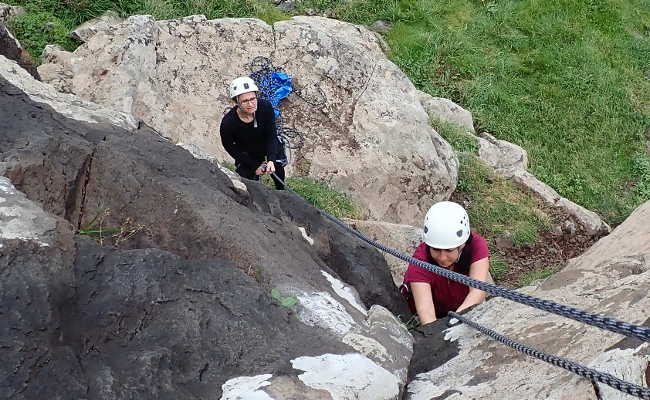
<box><xmin>219</xmin><ymin>99</ymin><xmax>281</xmax><ymax>168</ymax></box>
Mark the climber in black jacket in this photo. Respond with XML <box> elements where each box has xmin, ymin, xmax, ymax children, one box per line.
<box><xmin>220</xmin><ymin>76</ymin><xmax>285</xmax><ymax>189</ymax></box>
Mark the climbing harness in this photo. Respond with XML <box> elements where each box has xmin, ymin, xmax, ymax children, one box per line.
<box><xmin>269</xmin><ymin>171</ymin><xmax>650</xmax><ymax>399</ymax></box>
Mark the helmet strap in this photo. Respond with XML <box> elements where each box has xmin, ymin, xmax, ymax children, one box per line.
<box><xmin>454</xmin><ymin>244</ymin><xmax>466</xmax><ymax>264</ymax></box>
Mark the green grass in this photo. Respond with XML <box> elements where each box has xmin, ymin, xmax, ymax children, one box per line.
<box><xmin>631</xmin><ymin>151</ymin><xmax>650</xmax><ymax>202</ymax></box>
<box><xmin>284</xmin><ymin>177</ymin><xmax>360</xmax><ymax>219</ymax></box>
<box><xmin>518</xmin><ymin>266</ymin><xmax>559</xmax><ymax>286</ymax></box>
<box><xmin>316</xmin><ymin>0</ymin><xmax>650</xmax><ymax>225</ymax></box>
<box><xmin>489</xmin><ymin>254</ymin><xmax>509</xmax><ymax>281</ymax></box>
<box><xmin>456</xmin><ymin>153</ymin><xmax>552</xmax><ymax>247</ymax></box>
<box><xmin>430</xmin><ymin>117</ymin><xmax>478</xmax><ymax>154</ymax></box>
<box><xmin>221</xmin><ymin>160</ymin><xmax>236</xmax><ymax>172</ymax></box>
<box><xmin>8</xmin><ymin>11</ymin><xmax>79</xmax><ymax>63</ymax></box>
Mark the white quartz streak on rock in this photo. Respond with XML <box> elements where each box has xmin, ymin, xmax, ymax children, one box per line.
<box><xmin>297</xmin><ymin>291</ymin><xmax>356</xmax><ymax>336</ymax></box>
<box><xmin>291</xmin><ymin>353</ymin><xmax>399</xmax><ymax>400</ymax></box>
<box><xmin>589</xmin><ymin>346</ymin><xmax>650</xmax><ymax>400</ymax></box>
<box><xmin>321</xmin><ymin>270</ymin><xmax>367</xmax><ymax>315</ymax></box>
<box><xmin>298</xmin><ymin>227</ymin><xmax>314</xmax><ymax>245</ymax></box>
<box><xmin>220</xmin><ymin>374</ymin><xmax>274</xmax><ymax>400</ymax></box>
<box><xmin>0</xmin><ymin>177</ymin><xmax>54</xmax><ymax>247</ymax></box>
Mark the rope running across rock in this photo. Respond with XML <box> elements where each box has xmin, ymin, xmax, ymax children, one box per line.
<box><xmin>315</xmin><ymin>204</ymin><xmax>650</xmax><ymax>343</ymax></box>
<box><xmin>448</xmin><ymin>311</ymin><xmax>650</xmax><ymax>399</ymax></box>
<box><xmin>270</xmin><ymin>171</ymin><xmax>650</xmax><ymax>398</ymax></box>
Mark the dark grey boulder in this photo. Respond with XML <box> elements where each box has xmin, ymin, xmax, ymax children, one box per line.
<box><xmin>0</xmin><ymin>73</ymin><xmax>406</xmax><ymax>318</ymax></box>
<box><xmin>1</xmin><ymin>67</ymin><xmax>413</xmax><ymax>398</ymax></box>
<box><xmin>60</xmin><ymin>238</ymin><xmax>349</xmax><ymax>399</ymax></box>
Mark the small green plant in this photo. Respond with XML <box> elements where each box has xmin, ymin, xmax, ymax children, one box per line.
<box><xmin>397</xmin><ymin>313</ymin><xmax>420</xmax><ymax>331</ymax></box>
<box><xmin>77</xmin><ymin>208</ymin><xmax>118</xmax><ymax>246</ymax></box>
<box><xmin>77</xmin><ymin>208</ymin><xmax>147</xmax><ymax>246</ymax></box>
<box><xmin>220</xmin><ymin>161</ymin><xmax>236</xmax><ymax>172</ymax></box>
<box><xmin>430</xmin><ymin>117</ymin><xmax>478</xmax><ymax>154</ymax></box>
<box><xmin>270</xmin><ymin>288</ymin><xmax>298</xmax><ymax>308</ymax></box>
<box><xmin>631</xmin><ymin>152</ymin><xmax>650</xmax><ymax>203</ymax></box>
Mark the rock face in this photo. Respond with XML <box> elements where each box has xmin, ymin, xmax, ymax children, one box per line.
<box><xmin>37</xmin><ymin>44</ymin><xmax>74</xmax><ymax>93</ymax></box>
<box><xmin>476</xmin><ymin>131</ymin><xmax>528</xmax><ymax>172</ymax></box>
<box><xmin>418</xmin><ymin>91</ymin><xmax>475</xmax><ymax>133</ymax></box>
<box><xmin>0</xmin><ymin>3</ymin><xmax>24</xmax><ymax>21</ymax></box>
<box><xmin>38</xmin><ymin>15</ymin><xmax>458</xmax><ymax>226</ymax></box>
<box><xmin>70</xmin><ymin>10</ymin><xmax>124</xmax><ymax>42</ymax></box>
<box><xmin>406</xmin><ymin>200</ymin><xmax>650</xmax><ymax>399</ymax></box>
<box><xmin>1</xmin><ymin>56</ymin><xmax>413</xmax><ymax>399</ymax></box>
<box><xmin>1</xmin><ymin>55</ymin><xmax>136</xmax><ymax>130</ymax></box>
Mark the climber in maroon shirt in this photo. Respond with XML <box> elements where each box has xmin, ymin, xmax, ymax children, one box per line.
<box><xmin>402</xmin><ymin>201</ymin><xmax>492</xmax><ymax>325</ymax></box>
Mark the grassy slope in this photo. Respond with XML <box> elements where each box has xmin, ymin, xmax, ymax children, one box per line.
<box><xmin>329</xmin><ymin>0</ymin><xmax>650</xmax><ymax>224</ymax></box>
<box><xmin>7</xmin><ymin>0</ymin><xmax>650</xmax><ymax>224</ymax></box>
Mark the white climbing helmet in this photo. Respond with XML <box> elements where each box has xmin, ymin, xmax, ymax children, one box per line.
<box><xmin>229</xmin><ymin>76</ymin><xmax>259</xmax><ymax>100</ymax></box>
<box><xmin>422</xmin><ymin>201</ymin><xmax>470</xmax><ymax>249</ymax></box>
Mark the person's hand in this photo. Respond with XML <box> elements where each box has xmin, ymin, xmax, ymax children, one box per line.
<box><xmin>448</xmin><ymin>304</ymin><xmax>479</xmax><ymax>327</ymax></box>
<box><xmin>265</xmin><ymin>161</ymin><xmax>275</xmax><ymax>173</ymax></box>
<box><xmin>255</xmin><ymin>162</ymin><xmax>266</xmax><ymax>176</ymax></box>
<box><xmin>412</xmin><ymin>321</ymin><xmax>440</xmax><ymax>338</ymax></box>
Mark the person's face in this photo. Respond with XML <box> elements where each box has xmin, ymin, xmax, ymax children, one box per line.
<box><xmin>428</xmin><ymin>244</ymin><xmax>465</xmax><ymax>268</ymax></box>
<box><xmin>237</xmin><ymin>92</ymin><xmax>258</xmax><ymax>114</ymax></box>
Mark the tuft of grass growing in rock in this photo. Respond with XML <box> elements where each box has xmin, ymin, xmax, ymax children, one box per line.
<box><xmin>430</xmin><ymin>117</ymin><xmax>478</xmax><ymax>154</ymax></box>
<box><xmin>284</xmin><ymin>177</ymin><xmax>360</xmax><ymax>219</ymax></box>
<box><xmin>220</xmin><ymin>160</ymin><xmax>236</xmax><ymax>172</ymax></box>
<box><xmin>518</xmin><ymin>266</ymin><xmax>559</xmax><ymax>287</ymax></box>
<box><xmin>456</xmin><ymin>153</ymin><xmax>552</xmax><ymax>247</ymax></box>
<box><xmin>631</xmin><ymin>152</ymin><xmax>650</xmax><ymax>204</ymax></box>
<box><xmin>489</xmin><ymin>254</ymin><xmax>509</xmax><ymax>281</ymax></box>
